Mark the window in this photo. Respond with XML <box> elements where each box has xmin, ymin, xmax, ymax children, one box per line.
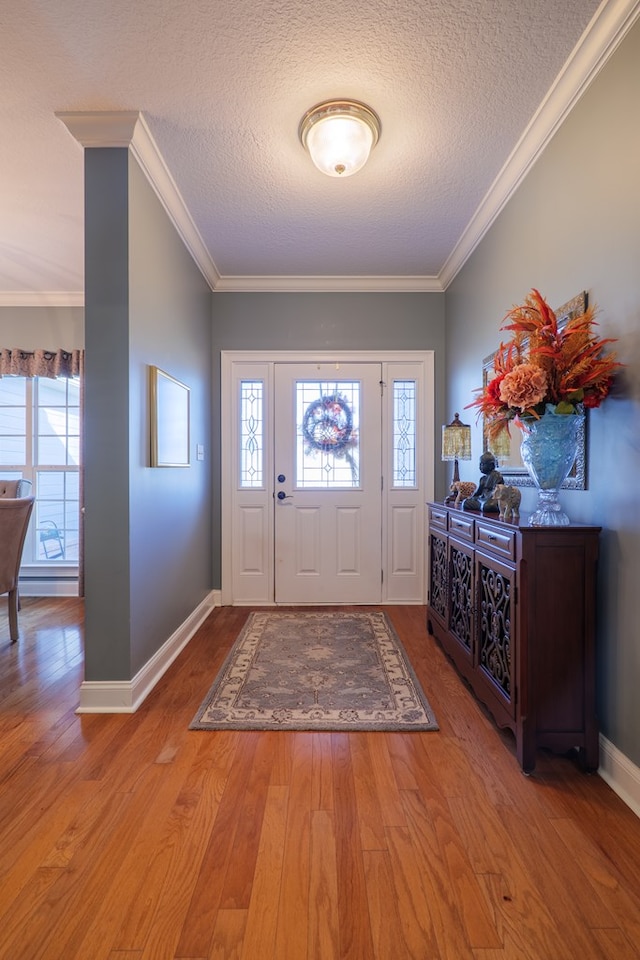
<box><xmin>0</xmin><ymin>376</ymin><xmax>80</xmax><ymax>566</ymax></box>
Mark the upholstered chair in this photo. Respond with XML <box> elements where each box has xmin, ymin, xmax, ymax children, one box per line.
<box><xmin>0</xmin><ymin>496</ymin><xmax>35</xmax><ymax>642</ymax></box>
<box><xmin>0</xmin><ymin>478</ymin><xmax>32</xmax><ymax>498</ymax></box>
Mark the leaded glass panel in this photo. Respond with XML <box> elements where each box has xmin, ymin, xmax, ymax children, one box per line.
<box><xmin>393</xmin><ymin>380</ymin><xmax>416</xmax><ymax>487</ymax></box>
<box><xmin>239</xmin><ymin>380</ymin><xmax>264</xmax><ymax>488</ymax></box>
<box><xmin>296</xmin><ymin>381</ymin><xmax>360</xmax><ymax>488</ymax></box>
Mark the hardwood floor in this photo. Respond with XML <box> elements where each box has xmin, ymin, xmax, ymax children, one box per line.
<box><xmin>1</xmin><ymin>599</ymin><xmax>640</xmax><ymax>959</ymax></box>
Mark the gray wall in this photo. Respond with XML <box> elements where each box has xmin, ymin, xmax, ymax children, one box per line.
<box><xmin>0</xmin><ymin>305</ymin><xmax>83</xmax><ymax>348</ymax></box>
<box><xmin>445</xmin><ymin>22</ymin><xmax>640</xmax><ymax>764</ymax></box>
<box><xmin>84</xmin><ymin>149</ymin><xmax>212</xmax><ymax>681</ymax></box>
<box><xmin>211</xmin><ymin>292</ymin><xmax>446</xmax><ymax>586</ymax></box>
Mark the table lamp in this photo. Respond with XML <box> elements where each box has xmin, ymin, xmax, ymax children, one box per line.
<box><xmin>442</xmin><ymin>413</ymin><xmax>472</xmax><ymax>483</ymax></box>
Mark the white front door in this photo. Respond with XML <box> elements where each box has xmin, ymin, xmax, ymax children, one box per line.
<box><xmin>273</xmin><ymin>362</ymin><xmax>382</xmax><ymax>604</ymax></box>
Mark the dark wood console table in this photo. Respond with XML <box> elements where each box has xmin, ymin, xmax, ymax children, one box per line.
<box><xmin>426</xmin><ymin>501</ymin><xmax>600</xmax><ymax>774</ymax></box>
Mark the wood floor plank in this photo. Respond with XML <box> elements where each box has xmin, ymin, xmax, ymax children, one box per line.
<box><xmin>384</xmin><ymin>732</ymin><xmax>420</xmax><ymax>790</ymax></box>
<box><xmin>135</xmin><ymin>757</ymin><xmax>241</xmax><ymax>960</ymax></box>
<box><xmin>209</xmin><ymin>909</ymin><xmax>247</xmax><ymax>960</ymax></box>
<box><xmin>384</xmin><ymin>825</ymin><xmax>443</xmax><ymax>959</ymax></box>
<box><xmin>219</xmin><ymin>731</ymin><xmax>277</xmax><ymax>909</ymax></box>
<box><xmin>590</xmin><ymin>927</ymin><xmax>640</xmax><ymax>960</ymax></box>
<box><xmin>307</xmin><ymin>808</ymin><xmax>340</xmax><ymax>960</ymax></box>
<box><xmin>366</xmin><ymin>732</ymin><xmax>407</xmax><ymax>828</ymax></box>
<box><xmin>400</xmin><ymin>789</ymin><xmax>476</xmax><ymax>960</ymax></box>
<box><xmin>240</xmin><ymin>785</ymin><xmax>288</xmax><ymax>960</ymax></box>
<box><xmin>310</xmin><ymin>732</ymin><xmax>334</xmax><ymax>811</ymax></box>
<box><xmin>446</xmin><ymin>794</ymin><xmax>508</xmax><ymax>876</ymax></box>
<box><xmin>273</xmin><ymin>733</ymin><xmax>313</xmax><ymax>960</ymax></box>
<box><xmin>331</xmin><ymin>734</ymin><xmax>376</xmax><ymax>960</ymax></box>
<box><xmin>487</xmin><ymin>809</ymin><xmax>612</xmax><ymax>960</ymax></box>
<box><xmin>550</xmin><ymin>815</ymin><xmax>640</xmax><ymax>945</ymax></box>
<box><xmin>0</xmin><ymin>785</ymin><xmax>141</xmax><ymax>960</ymax></box>
<box><xmin>363</xmin><ymin>849</ymin><xmax>413</xmax><ymax>960</ymax></box>
<box><xmin>68</xmin><ymin>734</ymin><xmax>217</xmax><ymax>960</ymax></box>
<box><xmin>475</xmin><ymin>873</ymin><xmax>573</xmax><ymax>960</ymax></box>
<box><xmin>174</xmin><ymin>732</ymin><xmax>261</xmax><ymax>957</ymax></box>
<box><xmin>349</xmin><ymin>732</ymin><xmax>387</xmax><ymax>851</ymax></box>
<box><xmin>114</xmin><ymin>732</ymin><xmax>240</xmax><ymax>952</ymax></box>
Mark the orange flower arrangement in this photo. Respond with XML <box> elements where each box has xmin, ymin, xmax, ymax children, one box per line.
<box><xmin>468</xmin><ymin>289</ymin><xmax>620</xmax><ymax>440</ymax></box>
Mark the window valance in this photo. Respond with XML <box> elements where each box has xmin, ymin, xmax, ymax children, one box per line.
<box><xmin>0</xmin><ymin>348</ymin><xmax>83</xmax><ymax>379</ymax></box>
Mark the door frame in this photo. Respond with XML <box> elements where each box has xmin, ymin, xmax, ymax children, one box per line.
<box><xmin>220</xmin><ymin>350</ymin><xmax>435</xmax><ymax>606</ymax></box>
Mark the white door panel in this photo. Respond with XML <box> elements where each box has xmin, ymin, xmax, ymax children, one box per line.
<box><xmin>274</xmin><ymin>362</ymin><xmax>382</xmax><ymax>603</ymax></box>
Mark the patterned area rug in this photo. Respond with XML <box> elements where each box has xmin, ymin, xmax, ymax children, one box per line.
<box><xmin>190</xmin><ymin>610</ymin><xmax>438</xmax><ymax>732</ymax></box>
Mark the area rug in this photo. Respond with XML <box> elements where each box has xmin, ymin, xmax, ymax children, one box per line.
<box><xmin>190</xmin><ymin>610</ymin><xmax>438</xmax><ymax>732</ymax></box>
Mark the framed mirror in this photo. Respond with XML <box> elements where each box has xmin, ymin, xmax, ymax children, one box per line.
<box><xmin>150</xmin><ymin>365</ymin><xmax>190</xmax><ymax>467</ymax></box>
<box><xmin>482</xmin><ymin>292</ymin><xmax>587</xmax><ymax>489</ymax></box>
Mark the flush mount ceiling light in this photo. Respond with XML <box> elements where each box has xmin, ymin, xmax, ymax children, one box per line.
<box><xmin>298</xmin><ymin>99</ymin><xmax>381</xmax><ymax>178</ymax></box>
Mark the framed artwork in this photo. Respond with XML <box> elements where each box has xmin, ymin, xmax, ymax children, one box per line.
<box><xmin>482</xmin><ymin>292</ymin><xmax>587</xmax><ymax>489</ymax></box>
<box><xmin>149</xmin><ymin>365</ymin><xmax>190</xmax><ymax>467</ymax></box>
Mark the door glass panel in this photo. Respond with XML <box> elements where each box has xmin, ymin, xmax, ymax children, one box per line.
<box><xmin>239</xmin><ymin>380</ymin><xmax>264</xmax><ymax>488</ymax></box>
<box><xmin>392</xmin><ymin>379</ymin><xmax>416</xmax><ymax>487</ymax></box>
<box><xmin>296</xmin><ymin>380</ymin><xmax>360</xmax><ymax>488</ymax></box>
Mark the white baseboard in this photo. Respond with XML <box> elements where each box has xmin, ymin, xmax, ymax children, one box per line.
<box><xmin>76</xmin><ymin>590</ymin><xmax>217</xmax><ymax>713</ymax></box>
<box><xmin>599</xmin><ymin>734</ymin><xmax>640</xmax><ymax>819</ymax></box>
<box><xmin>20</xmin><ymin>579</ymin><xmax>79</xmax><ymax>597</ymax></box>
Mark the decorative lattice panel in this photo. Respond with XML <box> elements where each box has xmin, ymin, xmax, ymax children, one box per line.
<box><xmin>478</xmin><ymin>562</ymin><xmax>512</xmax><ymax>700</ymax></box>
<box><xmin>449</xmin><ymin>544</ymin><xmax>473</xmax><ymax>651</ymax></box>
<box><xmin>429</xmin><ymin>534</ymin><xmax>448</xmax><ymax>619</ymax></box>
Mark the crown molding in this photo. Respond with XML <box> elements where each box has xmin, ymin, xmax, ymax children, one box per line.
<box><xmin>0</xmin><ymin>277</ymin><xmax>441</xmax><ymax>304</ymax></box>
<box><xmin>56</xmin><ymin>110</ymin><xmax>221</xmax><ymax>292</ymax></box>
<box><xmin>55</xmin><ymin>110</ymin><xmax>140</xmax><ymax>147</ymax></box>
<box><xmin>213</xmin><ymin>274</ymin><xmax>443</xmax><ymax>293</ymax></box>
<box><xmin>439</xmin><ymin>0</ymin><xmax>640</xmax><ymax>290</ymax></box>
<box><xmin>0</xmin><ymin>291</ymin><xmax>84</xmax><ymax>307</ymax></box>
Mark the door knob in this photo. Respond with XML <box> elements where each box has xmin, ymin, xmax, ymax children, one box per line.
<box><xmin>277</xmin><ymin>474</ymin><xmax>286</xmax><ymax>483</ymax></box>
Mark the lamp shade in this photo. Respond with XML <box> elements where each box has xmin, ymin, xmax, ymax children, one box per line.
<box><xmin>299</xmin><ymin>100</ymin><xmax>381</xmax><ymax>178</ymax></box>
<box><xmin>442</xmin><ymin>413</ymin><xmax>472</xmax><ymax>483</ymax></box>
<box><xmin>442</xmin><ymin>413</ymin><xmax>472</xmax><ymax>462</ymax></box>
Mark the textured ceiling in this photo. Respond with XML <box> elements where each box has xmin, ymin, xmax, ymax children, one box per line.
<box><xmin>0</xmin><ymin>0</ymin><xmax>634</xmax><ymax>302</ymax></box>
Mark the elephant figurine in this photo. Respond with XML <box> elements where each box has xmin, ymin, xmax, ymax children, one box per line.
<box><xmin>493</xmin><ymin>483</ymin><xmax>522</xmax><ymax>522</ymax></box>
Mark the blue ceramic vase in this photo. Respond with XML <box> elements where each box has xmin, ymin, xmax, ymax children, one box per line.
<box><xmin>520</xmin><ymin>405</ymin><xmax>584</xmax><ymax>526</ymax></box>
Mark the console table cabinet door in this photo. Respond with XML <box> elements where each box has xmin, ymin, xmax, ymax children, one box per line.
<box><xmin>428</xmin><ymin>529</ymin><xmax>449</xmax><ymax>627</ymax></box>
<box><xmin>448</xmin><ymin>537</ymin><xmax>475</xmax><ymax>663</ymax></box>
<box><xmin>475</xmin><ymin>551</ymin><xmax>516</xmax><ymax>722</ymax></box>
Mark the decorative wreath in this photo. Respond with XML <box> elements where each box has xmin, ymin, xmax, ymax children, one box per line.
<box><xmin>302</xmin><ymin>394</ymin><xmax>353</xmax><ymax>453</ymax></box>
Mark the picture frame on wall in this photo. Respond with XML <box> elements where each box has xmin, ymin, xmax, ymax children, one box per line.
<box><xmin>149</xmin><ymin>365</ymin><xmax>190</xmax><ymax>467</ymax></box>
<box><xmin>482</xmin><ymin>292</ymin><xmax>587</xmax><ymax>489</ymax></box>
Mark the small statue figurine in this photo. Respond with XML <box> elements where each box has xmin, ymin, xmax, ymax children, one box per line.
<box><xmin>446</xmin><ymin>480</ymin><xmax>476</xmax><ymax>507</ymax></box>
<box><xmin>493</xmin><ymin>483</ymin><xmax>522</xmax><ymax>522</ymax></box>
<box><xmin>462</xmin><ymin>452</ymin><xmax>503</xmax><ymax>513</ymax></box>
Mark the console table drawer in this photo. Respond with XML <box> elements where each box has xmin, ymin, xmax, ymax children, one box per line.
<box><xmin>475</xmin><ymin>522</ymin><xmax>516</xmax><ymax>560</ymax></box>
<box><xmin>428</xmin><ymin>505</ymin><xmax>448</xmax><ymax>530</ymax></box>
<box><xmin>448</xmin><ymin>514</ymin><xmax>475</xmax><ymax>542</ymax></box>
